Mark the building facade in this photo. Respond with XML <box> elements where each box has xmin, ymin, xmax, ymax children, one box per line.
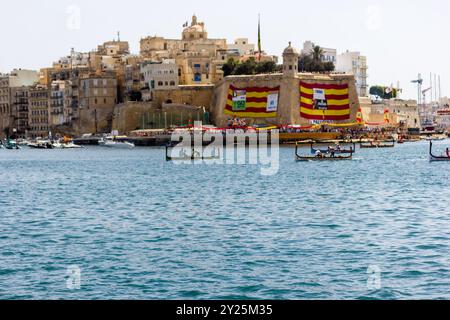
<box><xmin>0</xmin><ymin>75</ymin><xmax>10</xmax><ymax>136</ymax></box>
<box><xmin>336</xmin><ymin>51</ymin><xmax>368</xmax><ymax>97</ymax></box>
<box><xmin>140</xmin><ymin>15</ymin><xmax>228</xmax><ymax>86</ymax></box>
<box><xmin>28</xmin><ymin>86</ymin><xmax>50</xmax><ymax>138</ymax></box>
<box><xmin>302</xmin><ymin>41</ymin><xmax>337</xmax><ymax>63</ymax></box>
<box><xmin>141</xmin><ymin>60</ymin><xmax>179</xmax><ymax>101</ymax></box>
<box><xmin>228</xmin><ymin>38</ymin><xmax>255</xmax><ymax>56</ymax></box>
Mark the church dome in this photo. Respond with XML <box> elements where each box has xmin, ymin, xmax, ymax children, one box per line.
<box><xmin>183</xmin><ymin>24</ymin><xmax>204</xmax><ymax>33</ymax></box>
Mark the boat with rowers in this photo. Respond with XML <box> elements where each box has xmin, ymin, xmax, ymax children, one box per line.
<box><xmin>310</xmin><ymin>142</ymin><xmax>356</xmax><ymax>155</ymax></box>
<box><xmin>429</xmin><ymin>141</ymin><xmax>450</xmax><ymax>162</ymax></box>
<box><xmin>166</xmin><ymin>143</ymin><xmax>221</xmax><ymax>161</ymax></box>
<box><xmin>296</xmin><ymin>142</ymin><xmax>353</xmax><ymax>161</ymax></box>
<box><xmin>360</xmin><ymin>139</ymin><xmax>395</xmax><ymax>149</ymax></box>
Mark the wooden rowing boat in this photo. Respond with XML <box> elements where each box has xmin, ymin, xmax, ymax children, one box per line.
<box><xmin>296</xmin><ymin>143</ymin><xmax>353</xmax><ymax>161</ymax></box>
<box><xmin>360</xmin><ymin>139</ymin><xmax>395</xmax><ymax>149</ymax></box>
<box><xmin>310</xmin><ymin>142</ymin><xmax>356</xmax><ymax>155</ymax></box>
<box><xmin>166</xmin><ymin>145</ymin><xmax>221</xmax><ymax>161</ymax></box>
<box><xmin>429</xmin><ymin>141</ymin><xmax>450</xmax><ymax>162</ymax></box>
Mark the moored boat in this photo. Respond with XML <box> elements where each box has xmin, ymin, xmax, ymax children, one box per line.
<box><xmin>28</xmin><ymin>141</ymin><xmax>54</xmax><ymax>149</ymax></box>
<box><xmin>99</xmin><ymin>137</ymin><xmax>135</xmax><ymax>149</ymax></box>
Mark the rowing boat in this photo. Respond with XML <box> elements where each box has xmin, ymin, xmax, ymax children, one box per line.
<box><xmin>360</xmin><ymin>139</ymin><xmax>395</xmax><ymax>149</ymax></box>
<box><xmin>166</xmin><ymin>145</ymin><xmax>221</xmax><ymax>161</ymax></box>
<box><xmin>296</xmin><ymin>142</ymin><xmax>352</xmax><ymax>161</ymax></box>
<box><xmin>310</xmin><ymin>142</ymin><xmax>356</xmax><ymax>155</ymax></box>
<box><xmin>429</xmin><ymin>141</ymin><xmax>450</xmax><ymax>162</ymax></box>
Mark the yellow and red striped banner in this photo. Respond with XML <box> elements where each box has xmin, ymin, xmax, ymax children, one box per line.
<box><xmin>225</xmin><ymin>85</ymin><xmax>280</xmax><ymax>118</ymax></box>
<box><xmin>300</xmin><ymin>82</ymin><xmax>351</xmax><ymax>121</ymax></box>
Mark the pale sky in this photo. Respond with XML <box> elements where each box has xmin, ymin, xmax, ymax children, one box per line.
<box><xmin>0</xmin><ymin>0</ymin><xmax>448</xmax><ymax>99</ymax></box>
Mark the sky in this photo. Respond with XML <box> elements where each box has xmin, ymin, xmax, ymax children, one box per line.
<box><xmin>0</xmin><ymin>0</ymin><xmax>448</xmax><ymax>99</ymax></box>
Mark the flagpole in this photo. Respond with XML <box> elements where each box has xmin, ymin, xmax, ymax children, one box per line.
<box><xmin>258</xmin><ymin>14</ymin><xmax>262</xmax><ymax>62</ymax></box>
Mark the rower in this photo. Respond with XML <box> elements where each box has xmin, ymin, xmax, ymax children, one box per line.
<box><xmin>335</xmin><ymin>142</ymin><xmax>341</xmax><ymax>151</ymax></box>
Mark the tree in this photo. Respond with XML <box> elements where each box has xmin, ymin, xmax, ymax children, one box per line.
<box><xmin>255</xmin><ymin>60</ymin><xmax>277</xmax><ymax>74</ymax></box>
<box><xmin>298</xmin><ymin>45</ymin><xmax>335</xmax><ymax>73</ymax></box>
<box><xmin>233</xmin><ymin>57</ymin><xmax>257</xmax><ymax>75</ymax></box>
<box><xmin>312</xmin><ymin>45</ymin><xmax>324</xmax><ymax>62</ymax></box>
<box><xmin>222</xmin><ymin>57</ymin><xmax>278</xmax><ymax>76</ymax></box>
<box><xmin>222</xmin><ymin>58</ymin><xmax>238</xmax><ymax>77</ymax></box>
<box><xmin>369</xmin><ymin>86</ymin><xmax>398</xmax><ymax>99</ymax></box>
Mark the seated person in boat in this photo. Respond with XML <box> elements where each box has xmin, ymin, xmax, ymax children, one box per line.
<box><xmin>447</xmin><ymin>148</ymin><xmax>450</xmax><ymax>158</ymax></box>
<box><xmin>315</xmin><ymin>150</ymin><xmax>324</xmax><ymax>158</ymax></box>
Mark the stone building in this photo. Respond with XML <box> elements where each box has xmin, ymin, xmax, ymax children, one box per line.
<box><xmin>336</xmin><ymin>51</ymin><xmax>368</xmax><ymax>97</ymax></box>
<box><xmin>302</xmin><ymin>41</ymin><xmax>337</xmax><ymax>64</ymax></box>
<box><xmin>140</xmin><ymin>15</ymin><xmax>227</xmax><ymax>85</ymax></box>
<box><xmin>50</xmin><ymin>81</ymin><xmax>67</xmax><ymax>127</ymax></box>
<box><xmin>10</xmin><ymin>87</ymin><xmax>31</xmax><ymax>138</ymax></box>
<box><xmin>28</xmin><ymin>86</ymin><xmax>50</xmax><ymax>138</ymax></box>
<box><xmin>228</xmin><ymin>38</ymin><xmax>255</xmax><ymax>56</ymax></box>
<box><xmin>77</xmin><ymin>75</ymin><xmax>118</xmax><ymax>134</ymax></box>
<box><xmin>0</xmin><ymin>75</ymin><xmax>10</xmax><ymax>136</ymax></box>
<box><xmin>141</xmin><ymin>60</ymin><xmax>179</xmax><ymax>101</ymax></box>
<box><xmin>210</xmin><ymin>42</ymin><xmax>360</xmax><ymax>127</ymax></box>
<box><xmin>359</xmin><ymin>97</ymin><xmax>421</xmax><ymax>129</ymax></box>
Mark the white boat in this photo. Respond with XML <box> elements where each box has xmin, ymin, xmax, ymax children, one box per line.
<box><xmin>99</xmin><ymin>137</ymin><xmax>135</xmax><ymax>149</ymax></box>
<box><xmin>61</xmin><ymin>142</ymin><xmax>83</xmax><ymax>149</ymax></box>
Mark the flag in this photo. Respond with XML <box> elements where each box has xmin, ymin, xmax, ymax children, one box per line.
<box><xmin>258</xmin><ymin>15</ymin><xmax>262</xmax><ymax>61</ymax></box>
<box><xmin>225</xmin><ymin>85</ymin><xmax>280</xmax><ymax>118</ymax></box>
<box><xmin>300</xmin><ymin>82</ymin><xmax>351</xmax><ymax>121</ymax></box>
<box><xmin>384</xmin><ymin>108</ymin><xmax>390</xmax><ymax>124</ymax></box>
<box><xmin>356</xmin><ymin>107</ymin><xmax>363</xmax><ymax>123</ymax></box>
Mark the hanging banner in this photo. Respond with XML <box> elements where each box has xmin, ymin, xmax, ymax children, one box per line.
<box><xmin>225</xmin><ymin>85</ymin><xmax>280</xmax><ymax>118</ymax></box>
<box><xmin>232</xmin><ymin>90</ymin><xmax>247</xmax><ymax>111</ymax></box>
<box><xmin>300</xmin><ymin>82</ymin><xmax>351</xmax><ymax>121</ymax></box>
<box><xmin>266</xmin><ymin>93</ymin><xmax>279</xmax><ymax>112</ymax></box>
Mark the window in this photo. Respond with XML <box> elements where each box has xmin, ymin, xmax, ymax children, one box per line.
<box><xmin>158</xmin><ymin>81</ymin><xmax>163</xmax><ymax>86</ymax></box>
<box><xmin>95</xmin><ymin>98</ymin><xmax>98</xmax><ymax>104</ymax></box>
<box><xmin>170</xmin><ymin>81</ymin><xmax>176</xmax><ymax>86</ymax></box>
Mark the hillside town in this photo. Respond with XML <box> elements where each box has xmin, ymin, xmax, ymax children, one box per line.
<box><xmin>1</xmin><ymin>15</ymin><xmax>449</xmax><ymax>141</ymax></box>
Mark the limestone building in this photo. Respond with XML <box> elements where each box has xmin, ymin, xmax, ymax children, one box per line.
<box><xmin>140</xmin><ymin>15</ymin><xmax>227</xmax><ymax>85</ymax></box>
<box><xmin>211</xmin><ymin>42</ymin><xmax>360</xmax><ymax>127</ymax></box>
<box><xmin>336</xmin><ymin>51</ymin><xmax>368</xmax><ymax>97</ymax></box>
<box><xmin>0</xmin><ymin>75</ymin><xmax>10</xmax><ymax>136</ymax></box>
<box><xmin>28</xmin><ymin>86</ymin><xmax>50</xmax><ymax>138</ymax></box>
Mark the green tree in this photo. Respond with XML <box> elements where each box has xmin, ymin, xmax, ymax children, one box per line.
<box><xmin>233</xmin><ymin>57</ymin><xmax>257</xmax><ymax>75</ymax></box>
<box><xmin>312</xmin><ymin>45</ymin><xmax>324</xmax><ymax>62</ymax></box>
<box><xmin>222</xmin><ymin>58</ymin><xmax>238</xmax><ymax>77</ymax></box>
<box><xmin>298</xmin><ymin>45</ymin><xmax>335</xmax><ymax>73</ymax></box>
<box><xmin>255</xmin><ymin>60</ymin><xmax>277</xmax><ymax>74</ymax></box>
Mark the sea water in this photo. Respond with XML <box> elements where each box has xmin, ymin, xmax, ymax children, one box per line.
<box><xmin>0</xmin><ymin>141</ymin><xmax>449</xmax><ymax>299</ymax></box>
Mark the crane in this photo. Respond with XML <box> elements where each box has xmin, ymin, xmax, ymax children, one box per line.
<box><xmin>422</xmin><ymin>87</ymin><xmax>432</xmax><ymax>104</ymax></box>
<box><xmin>411</xmin><ymin>74</ymin><xmax>423</xmax><ymax>105</ymax></box>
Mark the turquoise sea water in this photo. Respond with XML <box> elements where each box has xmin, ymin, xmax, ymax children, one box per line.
<box><xmin>0</xmin><ymin>141</ymin><xmax>449</xmax><ymax>300</ymax></box>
